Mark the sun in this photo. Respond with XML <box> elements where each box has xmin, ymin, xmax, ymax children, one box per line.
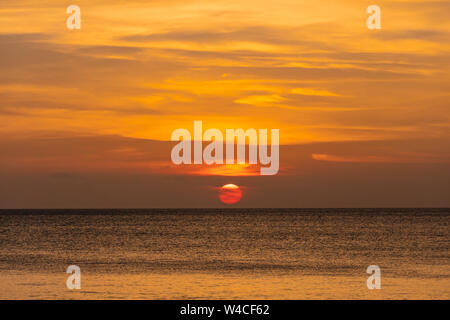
<box><xmin>219</xmin><ymin>184</ymin><xmax>243</xmax><ymax>205</ymax></box>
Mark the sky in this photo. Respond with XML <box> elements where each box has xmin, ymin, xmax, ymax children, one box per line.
<box><xmin>0</xmin><ymin>0</ymin><xmax>449</xmax><ymax>208</ymax></box>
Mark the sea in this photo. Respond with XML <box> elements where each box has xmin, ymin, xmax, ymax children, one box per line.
<box><xmin>0</xmin><ymin>208</ymin><xmax>448</xmax><ymax>299</ymax></box>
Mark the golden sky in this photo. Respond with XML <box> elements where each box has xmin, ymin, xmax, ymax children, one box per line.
<box><xmin>0</xmin><ymin>0</ymin><xmax>449</xmax><ymax>207</ymax></box>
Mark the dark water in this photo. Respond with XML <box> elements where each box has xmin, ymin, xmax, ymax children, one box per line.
<box><xmin>0</xmin><ymin>208</ymin><xmax>449</xmax><ymax>299</ymax></box>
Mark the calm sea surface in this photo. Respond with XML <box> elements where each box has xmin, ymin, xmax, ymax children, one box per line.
<box><xmin>0</xmin><ymin>208</ymin><xmax>448</xmax><ymax>299</ymax></box>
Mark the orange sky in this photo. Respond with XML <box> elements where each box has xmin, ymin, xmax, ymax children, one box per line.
<box><xmin>0</xmin><ymin>0</ymin><xmax>449</xmax><ymax>207</ymax></box>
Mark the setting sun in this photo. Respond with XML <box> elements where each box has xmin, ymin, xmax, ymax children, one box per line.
<box><xmin>219</xmin><ymin>184</ymin><xmax>243</xmax><ymax>205</ymax></box>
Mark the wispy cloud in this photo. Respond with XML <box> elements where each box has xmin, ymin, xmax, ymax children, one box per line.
<box><xmin>0</xmin><ymin>0</ymin><xmax>448</xmax><ymax>145</ymax></box>
<box><xmin>291</xmin><ymin>88</ymin><xmax>341</xmax><ymax>97</ymax></box>
<box><xmin>235</xmin><ymin>94</ymin><xmax>286</xmax><ymax>106</ymax></box>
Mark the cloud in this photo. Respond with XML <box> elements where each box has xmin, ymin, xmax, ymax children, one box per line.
<box><xmin>234</xmin><ymin>94</ymin><xmax>286</xmax><ymax>106</ymax></box>
<box><xmin>119</xmin><ymin>26</ymin><xmax>328</xmax><ymax>48</ymax></box>
<box><xmin>291</xmin><ymin>88</ymin><xmax>341</xmax><ymax>97</ymax></box>
<box><xmin>311</xmin><ymin>152</ymin><xmax>450</xmax><ymax>163</ymax></box>
<box><xmin>75</xmin><ymin>45</ymin><xmax>144</xmax><ymax>56</ymax></box>
<box><xmin>0</xmin><ymin>33</ymin><xmax>52</xmax><ymax>42</ymax></box>
<box><xmin>0</xmin><ymin>1</ymin><xmax>449</xmax><ymax>145</ymax></box>
<box><xmin>370</xmin><ymin>29</ymin><xmax>450</xmax><ymax>42</ymax></box>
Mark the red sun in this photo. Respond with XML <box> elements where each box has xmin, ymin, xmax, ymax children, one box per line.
<box><xmin>219</xmin><ymin>184</ymin><xmax>242</xmax><ymax>205</ymax></box>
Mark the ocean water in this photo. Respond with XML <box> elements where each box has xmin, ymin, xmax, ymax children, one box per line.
<box><xmin>0</xmin><ymin>208</ymin><xmax>448</xmax><ymax>299</ymax></box>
